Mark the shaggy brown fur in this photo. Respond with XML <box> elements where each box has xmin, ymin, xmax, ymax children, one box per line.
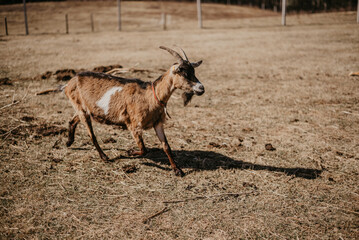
<box><xmin>64</xmin><ymin>47</ymin><xmax>204</xmax><ymax>176</ymax></box>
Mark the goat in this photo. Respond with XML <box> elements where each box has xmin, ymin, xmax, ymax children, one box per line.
<box><xmin>64</xmin><ymin>46</ymin><xmax>204</xmax><ymax>176</ymax></box>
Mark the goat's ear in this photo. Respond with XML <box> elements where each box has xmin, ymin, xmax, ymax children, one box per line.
<box><xmin>172</xmin><ymin>63</ymin><xmax>182</xmax><ymax>74</ymax></box>
<box><xmin>191</xmin><ymin>60</ymin><xmax>203</xmax><ymax>68</ymax></box>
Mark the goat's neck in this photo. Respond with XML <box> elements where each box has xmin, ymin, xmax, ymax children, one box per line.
<box><xmin>153</xmin><ymin>71</ymin><xmax>175</xmax><ymax>105</ymax></box>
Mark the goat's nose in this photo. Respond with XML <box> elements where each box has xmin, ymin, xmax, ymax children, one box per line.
<box><xmin>193</xmin><ymin>82</ymin><xmax>205</xmax><ymax>95</ymax></box>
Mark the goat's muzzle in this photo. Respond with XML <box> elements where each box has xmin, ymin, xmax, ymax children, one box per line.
<box><xmin>193</xmin><ymin>82</ymin><xmax>205</xmax><ymax>96</ymax></box>
<box><xmin>182</xmin><ymin>82</ymin><xmax>204</xmax><ymax>106</ymax></box>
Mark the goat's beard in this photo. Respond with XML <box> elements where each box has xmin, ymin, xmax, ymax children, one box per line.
<box><xmin>182</xmin><ymin>92</ymin><xmax>194</xmax><ymax>106</ymax></box>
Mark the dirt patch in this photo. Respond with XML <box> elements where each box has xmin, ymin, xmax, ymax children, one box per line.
<box><xmin>207</xmin><ymin>141</ymin><xmax>228</xmax><ymax>149</ymax></box>
<box><xmin>35</xmin><ymin>123</ymin><xmax>67</xmax><ymax>137</ymax></box>
<box><xmin>51</xmin><ymin>158</ymin><xmax>63</xmax><ymax>163</ymax></box>
<box><xmin>0</xmin><ymin>77</ymin><xmax>12</xmax><ymax>86</ymax></box>
<box><xmin>122</xmin><ymin>164</ymin><xmax>138</xmax><ymax>174</ymax></box>
<box><xmin>92</xmin><ymin>64</ymin><xmax>123</xmax><ymax>73</ymax></box>
<box><xmin>20</xmin><ymin>116</ymin><xmax>36</xmax><ymax>122</ymax></box>
<box><xmin>1</xmin><ymin>122</ymin><xmax>67</xmax><ymax>141</ymax></box>
<box><xmin>265</xmin><ymin>143</ymin><xmax>276</xmax><ymax>151</ymax></box>
<box><xmin>103</xmin><ymin>137</ymin><xmax>117</xmax><ymax>143</ymax></box>
<box><xmin>242</xmin><ymin>182</ymin><xmax>258</xmax><ymax>190</ymax></box>
<box><xmin>33</xmin><ymin>71</ymin><xmax>53</xmax><ymax>80</ymax></box>
<box><xmin>55</xmin><ymin>69</ymin><xmax>76</xmax><ymax>81</ymax></box>
<box><xmin>242</xmin><ymin>127</ymin><xmax>253</xmax><ymax>133</ymax></box>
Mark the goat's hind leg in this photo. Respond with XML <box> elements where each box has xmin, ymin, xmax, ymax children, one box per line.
<box><xmin>66</xmin><ymin>114</ymin><xmax>80</xmax><ymax>147</ymax></box>
<box><xmin>128</xmin><ymin>127</ymin><xmax>147</xmax><ymax>156</ymax></box>
<box><xmin>79</xmin><ymin>111</ymin><xmax>110</xmax><ymax>162</ymax></box>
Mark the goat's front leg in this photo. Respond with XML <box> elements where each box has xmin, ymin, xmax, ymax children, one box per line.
<box><xmin>128</xmin><ymin>127</ymin><xmax>147</xmax><ymax>156</ymax></box>
<box><xmin>154</xmin><ymin>123</ymin><xmax>184</xmax><ymax>177</ymax></box>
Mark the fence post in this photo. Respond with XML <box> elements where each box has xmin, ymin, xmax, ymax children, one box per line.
<box><xmin>357</xmin><ymin>0</ymin><xmax>359</xmax><ymax>23</ymax></box>
<box><xmin>161</xmin><ymin>13</ymin><xmax>167</xmax><ymax>30</ymax></box>
<box><xmin>65</xmin><ymin>14</ymin><xmax>69</xmax><ymax>34</ymax></box>
<box><xmin>5</xmin><ymin>17</ymin><xmax>8</xmax><ymax>35</ymax></box>
<box><xmin>282</xmin><ymin>0</ymin><xmax>286</xmax><ymax>26</ymax></box>
<box><xmin>23</xmin><ymin>0</ymin><xmax>29</xmax><ymax>35</ymax></box>
<box><xmin>90</xmin><ymin>14</ymin><xmax>94</xmax><ymax>32</ymax></box>
<box><xmin>197</xmin><ymin>0</ymin><xmax>202</xmax><ymax>29</ymax></box>
<box><xmin>117</xmin><ymin>0</ymin><xmax>121</xmax><ymax>31</ymax></box>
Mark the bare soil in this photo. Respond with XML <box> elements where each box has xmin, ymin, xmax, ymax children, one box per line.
<box><xmin>1</xmin><ymin>1</ymin><xmax>359</xmax><ymax>239</ymax></box>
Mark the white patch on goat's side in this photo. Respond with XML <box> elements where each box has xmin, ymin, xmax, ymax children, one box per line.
<box><xmin>96</xmin><ymin>86</ymin><xmax>123</xmax><ymax>115</ymax></box>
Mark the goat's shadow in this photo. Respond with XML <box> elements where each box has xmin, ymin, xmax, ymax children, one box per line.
<box><xmin>139</xmin><ymin>148</ymin><xmax>322</xmax><ymax>179</ymax></box>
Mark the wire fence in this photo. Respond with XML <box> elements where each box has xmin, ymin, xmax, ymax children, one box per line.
<box><xmin>0</xmin><ymin>0</ymin><xmax>358</xmax><ymax>36</ymax></box>
<box><xmin>0</xmin><ymin>2</ymin><xmax>174</xmax><ymax>35</ymax></box>
<box><xmin>201</xmin><ymin>0</ymin><xmax>358</xmax><ymax>12</ymax></box>
<box><xmin>1</xmin><ymin>0</ymin><xmax>357</xmax><ymax>11</ymax></box>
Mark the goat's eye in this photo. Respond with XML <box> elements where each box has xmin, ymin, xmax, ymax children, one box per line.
<box><xmin>180</xmin><ymin>71</ymin><xmax>187</xmax><ymax>78</ymax></box>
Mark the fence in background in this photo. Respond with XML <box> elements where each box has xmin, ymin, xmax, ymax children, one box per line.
<box><xmin>202</xmin><ymin>0</ymin><xmax>357</xmax><ymax>12</ymax></box>
<box><xmin>1</xmin><ymin>0</ymin><xmax>358</xmax><ymax>36</ymax></box>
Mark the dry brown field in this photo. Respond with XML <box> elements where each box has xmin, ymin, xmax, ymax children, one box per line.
<box><xmin>1</xmin><ymin>1</ymin><xmax>359</xmax><ymax>239</ymax></box>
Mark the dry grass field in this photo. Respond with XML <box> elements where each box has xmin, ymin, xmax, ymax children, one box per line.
<box><xmin>1</xmin><ymin>1</ymin><xmax>359</xmax><ymax>239</ymax></box>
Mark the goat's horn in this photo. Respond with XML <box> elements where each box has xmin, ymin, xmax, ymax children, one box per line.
<box><xmin>178</xmin><ymin>47</ymin><xmax>189</xmax><ymax>62</ymax></box>
<box><xmin>174</xmin><ymin>45</ymin><xmax>189</xmax><ymax>61</ymax></box>
<box><xmin>159</xmin><ymin>46</ymin><xmax>183</xmax><ymax>63</ymax></box>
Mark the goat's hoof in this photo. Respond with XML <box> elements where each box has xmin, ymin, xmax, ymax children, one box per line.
<box><xmin>127</xmin><ymin>149</ymin><xmax>147</xmax><ymax>157</ymax></box>
<box><xmin>127</xmin><ymin>149</ymin><xmax>136</xmax><ymax>156</ymax></box>
<box><xmin>174</xmin><ymin>168</ymin><xmax>185</xmax><ymax>177</ymax></box>
<box><xmin>100</xmin><ymin>154</ymin><xmax>111</xmax><ymax>162</ymax></box>
<box><xmin>66</xmin><ymin>140</ymin><xmax>73</xmax><ymax>147</ymax></box>
<box><xmin>104</xmin><ymin>158</ymin><xmax>114</xmax><ymax>163</ymax></box>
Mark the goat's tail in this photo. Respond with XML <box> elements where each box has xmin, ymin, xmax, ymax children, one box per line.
<box><xmin>35</xmin><ymin>84</ymin><xmax>66</xmax><ymax>96</ymax></box>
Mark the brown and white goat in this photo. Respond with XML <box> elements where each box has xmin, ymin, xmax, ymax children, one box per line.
<box><xmin>64</xmin><ymin>46</ymin><xmax>204</xmax><ymax>176</ymax></box>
